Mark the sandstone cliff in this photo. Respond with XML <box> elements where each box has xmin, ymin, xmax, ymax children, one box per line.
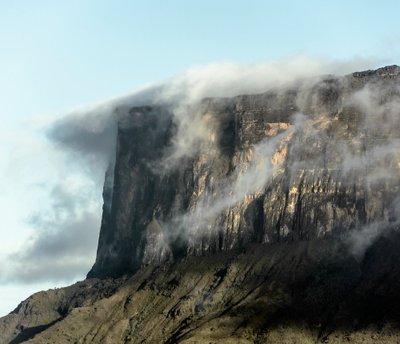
<box><xmin>88</xmin><ymin>65</ymin><xmax>400</xmax><ymax>279</ymax></box>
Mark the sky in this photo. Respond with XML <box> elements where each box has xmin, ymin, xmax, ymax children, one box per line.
<box><xmin>1</xmin><ymin>0</ymin><xmax>400</xmax><ymax>316</ymax></box>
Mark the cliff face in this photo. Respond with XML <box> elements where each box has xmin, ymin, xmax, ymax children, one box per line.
<box><xmin>88</xmin><ymin>65</ymin><xmax>400</xmax><ymax>278</ymax></box>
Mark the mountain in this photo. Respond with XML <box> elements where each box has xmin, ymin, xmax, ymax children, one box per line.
<box><xmin>1</xmin><ymin>65</ymin><xmax>400</xmax><ymax>343</ymax></box>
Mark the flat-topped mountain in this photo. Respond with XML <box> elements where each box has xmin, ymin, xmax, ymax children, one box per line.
<box><xmin>2</xmin><ymin>65</ymin><xmax>400</xmax><ymax>343</ymax></box>
<box><xmin>89</xmin><ymin>65</ymin><xmax>400</xmax><ymax>278</ymax></box>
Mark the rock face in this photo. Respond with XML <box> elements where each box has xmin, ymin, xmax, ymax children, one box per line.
<box><xmin>88</xmin><ymin>65</ymin><xmax>400</xmax><ymax>279</ymax></box>
<box><xmin>2</xmin><ymin>65</ymin><xmax>400</xmax><ymax>344</ymax></box>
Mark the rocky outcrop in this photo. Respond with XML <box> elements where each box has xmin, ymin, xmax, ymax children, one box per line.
<box><xmin>88</xmin><ymin>65</ymin><xmax>400</xmax><ymax>278</ymax></box>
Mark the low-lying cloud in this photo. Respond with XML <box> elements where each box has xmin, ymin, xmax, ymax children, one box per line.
<box><xmin>2</xmin><ymin>181</ymin><xmax>101</xmax><ymax>284</ymax></box>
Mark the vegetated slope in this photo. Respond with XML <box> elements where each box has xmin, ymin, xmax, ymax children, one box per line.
<box><xmin>2</xmin><ymin>232</ymin><xmax>400</xmax><ymax>343</ymax></box>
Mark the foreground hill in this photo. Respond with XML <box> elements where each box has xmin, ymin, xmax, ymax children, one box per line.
<box><xmin>2</xmin><ymin>234</ymin><xmax>400</xmax><ymax>343</ymax></box>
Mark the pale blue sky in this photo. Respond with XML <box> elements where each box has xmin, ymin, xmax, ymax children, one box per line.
<box><xmin>0</xmin><ymin>0</ymin><xmax>399</xmax><ymax>316</ymax></box>
<box><xmin>1</xmin><ymin>0</ymin><xmax>400</xmax><ymax>121</ymax></box>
